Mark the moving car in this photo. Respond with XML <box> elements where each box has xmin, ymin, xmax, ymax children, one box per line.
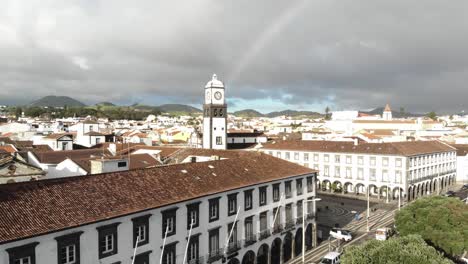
<box><xmin>319</xmin><ymin>251</ymin><xmax>341</xmax><ymax>264</ymax></box>
<box><xmin>329</xmin><ymin>228</ymin><xmax>352</xmax><ymax>242</ymax></box>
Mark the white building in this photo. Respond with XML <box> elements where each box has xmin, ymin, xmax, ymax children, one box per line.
<box><xmin>0</xmin><ymin>151</ymin><xmax>318</xmax><ymax>264</ymax></box>
<box><xmin>452</xmin><ymin>144</ymin><xmax>468</xmax><ymax>184</ymax></box>
<box><xmin>261</xmin><ymin>140</ymin><xmax>456</xmax><ymax>202</ymax></box>
<box><xmin>203</xmin><ymin>74</ymin><xmax>227</xmax><ymax>150</ymax></box>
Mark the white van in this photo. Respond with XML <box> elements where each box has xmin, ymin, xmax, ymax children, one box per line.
<box><xmin>319</xmin><ymin>251</ymin><xmax>341</xmax><ymax>264</ymax></box>
<box><xmin>375</xmin><ymin>227</ymin><xmax>392</xmax><ymax>241</ymax></box>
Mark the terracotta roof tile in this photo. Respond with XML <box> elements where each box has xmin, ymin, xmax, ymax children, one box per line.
<box><xmin>32</xmin><ymin>149</ymin><xmax>112</xmax><ymax>164</ymax></box>
<box><xmin>0</xmin><ymin>151</ymin><xmax>314</xmax><ymax>243</ymax></box>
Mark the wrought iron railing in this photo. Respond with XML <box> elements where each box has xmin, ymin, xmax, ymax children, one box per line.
<box><xmin>244</xmin><ymin>233</ymin><xmax>257</xmax><ymax>247</ymax></box>
<box><xmin>272</xmin><ymin>223</ymin><xmax>283</xmax><ymax>234</ymax></box>
<box><xmin>258</xmin><ymin>229</ymin><xmax>271</xmax><ymax>240</ymax></box>
<box><xmin>206</xmin><ymin>248</ymin><xmax>223</xmax><ymax>263</ymax></box>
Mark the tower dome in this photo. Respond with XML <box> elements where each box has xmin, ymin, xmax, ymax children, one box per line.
<box><xmin>205</xmin><ymin>74</ymin><xmax>224</xmax><ymax>88</ymax></box>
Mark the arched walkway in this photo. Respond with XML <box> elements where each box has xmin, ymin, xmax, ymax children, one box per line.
<box><xmin>270</xmin><ymin>238</ymin><xmax>282</xmax><ymax>264</ymax></box>
<box><xmin>392</xmin><ymin>187</ymin><xmax>403</xmax><ymax>200</ymax></box>
<box><xmin>343</xmin><ymin>182</ymin><xmax>353</xmax><ymax>194</ymax></box>
<box><xmin>242</xmin><ymin>251</ymin><xmax>255</xmax><ymax>264</ymax></box>
<box><xmin>257</xmin><ymin>244</ymin><xmax>269</xmax><ymax>264</ymax></box>
<box><xmin>305</xmin><ymin>224</ymin><xmax>313</xmax><ymax>250</ymax></box>
<box><xmin>294</xmin><ymin>228</ymin><xmax>303</xmax><ymax>257</ymax></box>
<box><xmin>332</xmin><ymin>181</ymin><xmax>342</xmax><ymax>193</ymax></box>
<box><xmin>322</xmin><ymin>180</ymin><xmax>331</xmax><ymax>192</ymax></box>
<box><xmin>407</xmin><ymin>186</ymin><xmax>413</xmax><ymax>201</ymax></box>
<box><xmin>368</xmin><ymin>184</ymin><xmax>378</xmax><ymax>197</ymax></box>
<box><xmin>282</xmin><ymin>232</ymin><xmax>293</xmax><ymax>263</ymax></box>
<box><xmin>380</xmin><ymin>185</ymin><xmax>389</xmax><ymax>199</ymax></box>
<box><xmin>355</xmin><ymin>183</ymin><xmax>365</xmax><ymax>195</ymax></box>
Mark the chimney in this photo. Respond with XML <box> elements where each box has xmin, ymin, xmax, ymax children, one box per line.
<box><xmin>354</xmin><ymin>138</ymin><xmax>359</xmax><ymax>146</ymax></box>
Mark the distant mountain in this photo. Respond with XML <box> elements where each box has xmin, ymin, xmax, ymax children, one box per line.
<box><xmin>95</xmin><ymin>102</ymin><xmax>115</xmax><ymax>106</ymax></box>
<box><xmin>157</xmin><ymin>104</ymin><xmax>202</xmax><ymax>114</ymax></box>
<box><xmin>233</xmin><ymin>109</ymin><xmax>265</xmax><ymax>117</ymax></box>
<box><xmin>29</xmin><ymin>96</ymin><xmax>86</xmax><ymax>107</ymax></box>
<box><xmin>266</xmin><ymin>110</ymin><xmax>323</xmax><ymax>118</ymax></box>
<box><xmin>360</xmin><ymin>107</ymin><xmax>424</xmax><ymax>118</ymax></box>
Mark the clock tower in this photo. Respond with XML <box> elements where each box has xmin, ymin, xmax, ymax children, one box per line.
<box><xmin>203</xmin><ymin>74</ymin><xmax>227</xmax><ymax>149</ymax></box>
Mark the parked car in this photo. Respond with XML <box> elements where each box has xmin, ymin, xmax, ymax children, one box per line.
<box><xmin>375</xmin><ymin>227</ymin><xmax>394</xmax><ymax>241</ymax></box>
<box><xmin>330</xmin><ymin>228</ymin><xmax>352</xmax><ymax>242</ymax></box>
<box><xmin>319</xmin><ymin>251</ymin><xmax>341</xmax><ymax>264</ymax></box>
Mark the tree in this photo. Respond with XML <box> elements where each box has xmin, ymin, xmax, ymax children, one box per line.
<box><xmin>341</xmin><ymin>235</ymin><xmax>453</xmax><ymax>264</ymax></box>
<box><xmin>395</xmin><ymin>196</ymin><xmax>468</xmax><ymax>257</ymax></box>
<box><xmin>15</xmin><ymin>107</ymin><xmax>22</xmax><ymax>119</ymax></box>
<box><xmin>325</xmin><ymin>106</ymin><xmax>331</xmax><ymax>120</ymax></box>
<box><xmin>427</xmin><ymin>111</ymin><xmax>437</xmax><ymax>121</ymax></box>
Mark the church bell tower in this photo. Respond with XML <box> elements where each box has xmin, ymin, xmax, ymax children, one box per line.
<box><xmin>203</xmin><ymin>74</ymin><xmax>227</xmax><ymax>149</ymax></box>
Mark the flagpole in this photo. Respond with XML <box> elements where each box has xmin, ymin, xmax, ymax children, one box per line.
<box><xmin>224</xmin><ymin>206</ymin><xmax>241</xmax><ymax>255</ymax></box>
<box><xmin>271</xmin><ymin>193</ymin><xmax>285</xmax><ymax>229</ymax></box>
<box><xmin>183</xmin><ymin>219</ymin><xmax>195</xmax><ymax>264</ymax></box>
<box><xmin>160</xmin><ymin>225</ymin><xmax>169</xmax><ymax>264</ymax></box>
<box><xmin>131</xmin><ymin>235</ymin><xmax>140</xmax><ymax>264</ymax></box>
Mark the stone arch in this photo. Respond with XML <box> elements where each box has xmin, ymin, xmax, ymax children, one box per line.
<box><xmin>407</xmin><ymin>186</ymin><xmax>413</xmax><ymax>201</ymax></box>
<box><xmin>305</xmin><ymin>224</ymin><xmax>313</xmax><ymax>250</ymax></box>
<box><xmin>392</xmin><ymin>187</ymin><xmax>402</xmax><ymax>200</ymax></box>
<box><xmin>331</xmin><ymin>181</ymin><xmax>342</xmax><ymax>193</ymax></box>
<box><xmin>355</xmin><ymin>183</ymin><xmax>365</xmax><ymax>195</ymax></box>
<box><xmin>228</xmin><ymin>258</ymin><xmax>240</xmax><ymax>264</ymax></box>
<box><xmin>242</xmin><ymin>250</ymin><xmax>255</xmax><ymax>264</ymax></box>
<box><xmin>294</xmin><ymin>228</ymin><xmax>303</xmax><ymax>257</ymax></box>
<box><xmin>6</xmin><ymin>179</ymin><xmax>15</xmax><ymax>184</ymax></box>
<box><xmin>343</xmin><ymin>182</ymin><xmax>353</xmax><ymax>194</ymax></box>
<box><xmin>270</xmin><ymin>238</ymin><xmax>282</xmax><ymax>264</ymax></box>
<box><xmin>368</xmin><ymin>184</ymin><xmax>379</xmax><ymax>196</ymax></box>
<box><xmin>322</xmin><ymin>180</ymin><xmax>331</xmax><ymax>192</ymax></box>
<box><xmin>379</xmin><ymin>185</ymin><xmax>389</xmax><ymax>198</ymax></box>
<box><xmin>316</xmin><ymin>179</ymin><xmax>321</xmax><ymax>190</ymax></box>
<box><xmin>257</xmin><ymin>243</ymin><xmax>269</xmax><ymax>264</ymax></box>
<box><xmin>282</xmin><ymin>232</ymin><xmax>293</xmax><ymax>263</ymax></box>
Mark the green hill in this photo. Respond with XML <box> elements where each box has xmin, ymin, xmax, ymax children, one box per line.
<box><xmin>266</xmin><ymin>110</ymin><xmax>323</xmax><ymax>118</ymax></box>
<box><xmin>29</xmin><ymin>96</ymin><xmax>86</xmax><ymax>107</ymax></box>
<box><xmin>233</xmin><ymin>109</ymin><xmax>265</xmax><ymax>117</ymax></box>
<box><xmin>157</xmin><ymin>104</ymin><xmax>202</xmax><ymax>114</ymax></box>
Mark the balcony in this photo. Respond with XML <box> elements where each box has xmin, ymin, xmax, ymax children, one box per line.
<box><xmin>306</xmin><ymin>212</ymin><xmax>315</xmax><ymax>220</ymax></box>
<box><xmin>258</xmin><ymin>229</ymin><xmax>271</xmax><ymax>240</ymax></box>
<box><xmin>226</xmin><ymin>240</ymin><xmax>242</xmax><ymax>254</ymax></box>
<box><xmin>244</xmin><ymin>233</ymin><xmax>257</xmax><ymax>247</ymax></box>
<box><xmin>188</xmin><ymin>257</ymin><xmax>205</xmax><ymax>264</ymax></box>
<box><xmin>285</xmin><ymin>219</ymin><xmax>295</xmax><ymax>230</ymax></box>
<box><xmin>272</xmin><ymin>223</ymin><xmax>284</xmax><ymax>234</ymax></box>
<box><xmin>206</xmin><ymin>248</ymin><xmax>223</xmax><ymax>263</ymax></box>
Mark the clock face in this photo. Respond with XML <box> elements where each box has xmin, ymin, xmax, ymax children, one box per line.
<box><xmin>205</xmin><ymin>90</ymin><xmax>211</xmax><ymax>101</ymax></box>
<box><xmin>214</xmin><ymin>91</ymin><xmax>222</xmax><ymax>100</ymax></box>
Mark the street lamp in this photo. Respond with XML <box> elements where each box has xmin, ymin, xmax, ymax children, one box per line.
<box><xmin>302</xmin><ymin>197</ymin><xmax>321</xmax><ymax>264</ymax></box>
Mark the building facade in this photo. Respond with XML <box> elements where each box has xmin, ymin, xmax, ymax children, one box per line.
<box><xmin>203</xmin><ymin>74</ymin><xmax>227</xmax><ymax>150</ymax></box>
<box><xmin>0</xmin><ymin>151</ymin><xmax>318</xmax><ymax>264</ymax></box>
<box><xmin>261</xmin><ymin>140</ymin><xmax>457</xmax><ymax>202</ymax></box>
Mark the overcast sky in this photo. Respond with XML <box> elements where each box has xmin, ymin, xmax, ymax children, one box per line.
<box><xmin>1</xmin><ymin>0</ymin><xmax>467</xmax><ymax>113</ymax></box>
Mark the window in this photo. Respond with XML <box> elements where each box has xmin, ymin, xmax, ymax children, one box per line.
<box><xmin>6</xmin><ymin>242</ymin><xmax>39</xmax><ymax>264</ymax></box>
<box><xmin>334</xmin><ymin>166</ymin><xmax>341</xmax><ymax>178</ymax></box>
<box><xmin>259</xmin><ymin>211</ymin><xmax>268</xmax><ymax>231</ymax></box>
<box><xmin>162</xmin><ymin>242</ymin><xmax>176</xmax><ymax>264</ymax></box>
<box><xmin>285</xmin><ymin>203</ymin><xmax>293</xmax><ymax>224</ymax></box>
<box><xmin>294</xmin><ymin>152</ymin><xmax>299</xmax><ymax>160</ymax></box>
<box><xmin>369</xmin><ymin>169</ymin><xmax>376</xmax><ymax>181</ymax></box>
<box><xmin>244</xmin><ymin>190</ymin><xmax>253</xmax><ymax>211</ymax></box>
<box><xmin>396</xmin><ymin>158</ymin><xmax>402</xmax><ymax>167</ymax></box>
<box><xmin>358</xmin><ymin>168</ymin><xmax>364</xmax><ymax>180</ymax></box>
<box><xmin>382</xmin><ymin>158</ymin><xmax>389</xmax><ymax>166</ymax></box>
<box><xmin>132</xmin><ymin>214</ymin><xmax>151</xmax><ymax>247</ymax></box>
<box><xmin>324</xmin><ymin>154</ymin><xmax>329</xmax><ymax>162</ymax></box>
<box><xmin>346</xmin><ymin>155</ymin><xmax>352</xmax><ymax>164</ymax></box>
<box><xmin>306</xmin><ymin>176</ymin><xmax>313</xmax><ymax>193</ymax></box>
<box><xmin>187</xmin><ymin>235</ymin><xmax>200</xmax><ymax>264</ymax></box>
<box><xmin>324</xmin><ymin>166</ymin><xmax>329</xmax><ymax>176</ymax></box>
<box><xmin>117</xmin><ymin>161</ymin><xmax>127</xmax><ymax>168</ymax></box>
<box><xmin>227</xmin><ymin>193</ymin><xmax>237</xmax><ymax>216</ymax></box>
<box><xmin>313</xmin><ymin>154</ymin><xmax>319</xmax><ymax>162</ymax></box>
<box><xmin>285</xmin><ymin>181</ymin><xmax>292</xmax><ymax>198</ymax></box>
<box><xmin>285</xmin><ymin>152</ymin><xmax>291</xmax><ymax>160</ymax></box>
<box><xmin>395</xmin><ymin>171</ymin><xmax>402</xmax><ymax>183</ymax></box>
<box><xmin>259</xmin><ymin>186</ymin><xmax>267</xmax><ymax>206</ymax></box>
<box><xmin>297</xmin><ymin>200</ymin><xmax>303</xmax><ymax>219</ymax></box>
<box><xmin>209</xmin><ymin>228</ymin><xmax>220</xmax><ymax>258</ymax></box>
<box><xmin>162</xmin><ymin>208</ymin><xmax>177</xmax><ymax>237</ymax></box>
<box><xmin>97</xmin><ymin>222</ymin><xmax>120</xmax><ymax>259</ymax></box>
<box><xmin>272</xmin><ymin>184</ymin><xmax>280</xmax><ymax>202</ymax></box>
<box><xmin>187</xmin><ymin>203</ymin><xmax>200</xmax><ymax>229</ymax></box>
<box><xmin>346</xmin><ymin>167</ymin><xmax>352</xmax><ymax>179</ymax></box>
<box><xmin>370</xmin><ymin>157</ymin><xmax>376</xmax><ymax>166</ymax></box>
<box><xmin>209</xmin><ymin>198</ymin><xmax>220</xmax><ymax>222</ymax></box>
<box><xmin>382</xmin><ymin>170</ymin><xmax>388</xmax><ymax>182</ymax></box>
<box><xmin>304</xmin><ymin>153</ymin><xmax>309</xmax><ymax>161</ymax></box>
<box><xmin>227</xmin><ymin>222</ymin><xmax>238</xmax><ymax>244</ymax></box>
<box><xmin>296</xmin><ymin>179</ymin><xmax>303</xmax><ymax>195</ymax></box>
<box><xmin>358</xmin><ymin>156</ymin><xmax>364</xmax><ymax>165</ymax></box>
<box><xmin>55</xmin><ymin>232</ymin><xmax>83</xmax><ymax>264</ymax></box>
<box><xmin>244</xmin><ymin>216</ymin><xmax>254</xmax><ymax>241</ymax></box>
<box><xmin>335</xmin><ymin>155</ymin><xmax>340</xmax><ymax>163</ymax></box>
<box><xmin>276</xmin><ymin>152</ymin><xmax>281</xmax><ymax>158</ymax></box>
<box><xmin>216</xmin><ymin>136</ymin><xmax>222</xmax><ymax>145</ymax></box>
<box><xmin>95</xmin><ymin>137</ymin><xmax>101</xmax><ymax>144</ymax></box>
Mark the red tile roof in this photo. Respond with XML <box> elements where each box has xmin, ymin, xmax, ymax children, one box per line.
<box><xmin>31</xmin><ymin>149</ymin><xmax>112</xmax><ymax>164</ymax></box>
<box><xmin>0</xmin><ymin>151</ymin><xmax>314</xmax><ymax>243</ymax></box>
<box><xmin>0</xmin><ymin>145</ymin><xmax>17</xmax><ymax>154</ymax></box>
<box><xmin>261</xmin><ymin>140</ymin><xmax>455</xmax><ymax>156</ymax></box>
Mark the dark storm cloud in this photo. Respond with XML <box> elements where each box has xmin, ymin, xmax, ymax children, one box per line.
<box><xmin>0</xmin><ymin>0</ymin><xmax>467</xmax><ymax>113</ymax></box>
